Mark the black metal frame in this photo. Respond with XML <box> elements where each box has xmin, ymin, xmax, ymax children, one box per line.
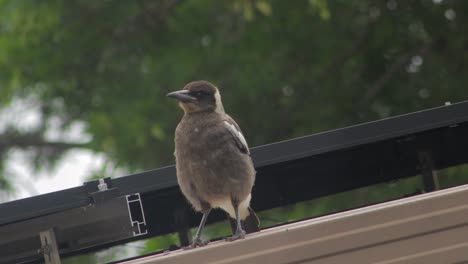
<box><xmin>1</xmin><ymin>100</ymin><xmax>468</xmax><ymax>263</ymax></box>
<box><xmin>0</xmin><ymin>179</ymin><xmax>148</xmax><ymax>264</ymax></box>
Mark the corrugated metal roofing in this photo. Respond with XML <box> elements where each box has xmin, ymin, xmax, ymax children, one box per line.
<box><xmin>122</xmin><ymin>184</ymin><xmax>468</xmax><ymax>264</ymax></box>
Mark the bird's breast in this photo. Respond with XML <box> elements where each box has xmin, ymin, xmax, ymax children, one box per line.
<box><xmin>175</xmin><ymin>115</ymin><xmax>232</xmax><ymax>159</ymax></box>
<box><xmin>175</xmin><ymin>135</ymin><xmax>252</xmax><ymax>183</ymax></box>
<box><xmin>174</xmin><ymin>113</ymin><xmax>255</xmax><ymax>204</ymax></box>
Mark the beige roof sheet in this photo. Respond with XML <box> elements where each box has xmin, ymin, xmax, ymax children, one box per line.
<box><xmin>122</xmin><ymin>184</ymin><xmax>468</xmax><ymax>264</ymax></box>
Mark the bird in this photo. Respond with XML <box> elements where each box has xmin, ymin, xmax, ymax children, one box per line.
<box><xmin>167</xmin><ymin>80</ymin><xmax>260</xmax><ymax>248</ymax></box>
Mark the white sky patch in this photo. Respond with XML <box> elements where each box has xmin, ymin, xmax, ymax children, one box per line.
<box><xmin>444</xmin><ymin>9</ymin><xmax>456</xmax><ymax>21</ymax></box>
<box><xmin>0</xmin><ymin>96</ymin><xmax>42</xmax><ymax>133</ymax></box>
<box><xmin>9</xmin><ymin>149</ymin><xmax>105</xmax><ymax>200</ymax></box>
<box><xmin>0</xmin><ymin>96</ymin><xmax>104</xmax><ymax>202</ymax></box>
<box><xmin>45</xmin><ymin>117</ymin><xmax>92</xmax><ymax>143</ymax></box>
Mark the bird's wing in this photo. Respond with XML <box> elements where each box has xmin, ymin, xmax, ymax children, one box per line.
<box><xmin>223</xmin><ymin>115</ymin><xmax>250</xmax><ymax>155</ymax></box>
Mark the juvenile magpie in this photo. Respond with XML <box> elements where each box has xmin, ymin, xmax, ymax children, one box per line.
<box><xmin>167</xmin><ymin>80</ymin><xmax>259</xmax><ymax>248</ymax></box>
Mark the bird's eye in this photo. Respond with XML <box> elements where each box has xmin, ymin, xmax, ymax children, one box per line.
<box><xmin>196</xmin><ymin>91</ymin><xmax>208</xmax><ymax>96</ymax></box>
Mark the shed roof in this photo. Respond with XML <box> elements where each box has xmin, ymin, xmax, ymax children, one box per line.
<box><xmin>122</xmin><ymin>184</ymin><xmax>468</xmax><ymax>264</ymax></box>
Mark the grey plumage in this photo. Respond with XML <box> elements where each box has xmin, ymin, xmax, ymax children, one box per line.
<box><xmin>167</xmin><ymin>80</ymin><xmax>259</xmax><ymax>248</ymax></box>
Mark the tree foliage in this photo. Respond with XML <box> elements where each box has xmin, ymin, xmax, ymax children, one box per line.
<box><xmin>1</xmin><ymin>0</ymin><xmax>467</xmax><ymax>177</ymax></box>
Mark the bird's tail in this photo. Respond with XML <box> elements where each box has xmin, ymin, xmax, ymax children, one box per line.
<box><xmin>228</xmin><ymin>206</ymin><xmax>260</xmax><ymax>234</ymax></box>
<box><xmin>244</xmin><ymin>207</ymin><xmax>261</xmax><ymax>233</ymax></box>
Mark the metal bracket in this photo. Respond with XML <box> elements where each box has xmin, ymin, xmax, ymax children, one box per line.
<box><xmin>38</xmin><ymin>229</ymin><xmax>61</xmax><ymax>264</ymax></box>
<box><xmin>84</xmin><ymin>177</ymin><xmax>120</xmax><ymax>204</ymax></box>
<box><xmin>174</xmin><ymin>207</ymin><xmax>192</xmax><ymax>246</ymax></box>
<box><xmin>418</xmin><ymin>151</ymin><xmax>440</xmax><ymax>192</ymax></box>
<box><xmin>126</xmin><ymin>193</ymin><xmax>148</xmax><ymax>236</ymax></box>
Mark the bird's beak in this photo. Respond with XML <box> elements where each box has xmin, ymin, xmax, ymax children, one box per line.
<box><xmin>167</xmin><ymin>90</ymin><xmax>196</xmax><ymax>103</ymax></box>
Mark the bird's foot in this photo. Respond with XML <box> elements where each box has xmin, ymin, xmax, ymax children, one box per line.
<box><xmin>183</xmin><ymin>238</ymin><xmax>209</xmax><ymax>250</ymax></box>
<box><xmin>225</xmin><ymin>229</ymin><xmax>246</xmax><ymax>242</ymax></box>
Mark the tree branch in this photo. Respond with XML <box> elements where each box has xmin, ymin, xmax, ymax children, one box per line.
<box><xmin>0</xmin><ymin>130</ymin><xmax>89</xmax><ymax>152</ymax></box>
<box><xmin>359</xmin><ymin>45</ymin><xmax>430</xmax><ymax>106</ymax></box>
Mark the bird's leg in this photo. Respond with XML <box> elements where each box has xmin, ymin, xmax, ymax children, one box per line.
<box><xmin>226</xmin><ymin>204</ymin><xmax>246</xmax><ymax>242</ymax></box>
<box><xmin>184</xmin><ymin>209</ymin><xmax>211</xmax><ymax>249</ymax></box>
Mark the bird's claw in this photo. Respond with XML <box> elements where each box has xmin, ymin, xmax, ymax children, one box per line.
<box><xmin>225</xmin><ymin>229</ymin><xmax>246</xmax><ymax>242</ymax></box>
<box><xmin>183</xmin><ymin>238</ymin><xmax>209</xmax><ymax>250</ymax></box>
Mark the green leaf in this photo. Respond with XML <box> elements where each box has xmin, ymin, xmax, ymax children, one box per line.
<box><xmin>309</xmin><ymin>0</ymin><xmax>331</xmax><ymax>20</ymax></box>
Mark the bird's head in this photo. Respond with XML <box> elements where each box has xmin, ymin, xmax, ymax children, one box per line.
<box><xmin>167</xmin><ymin>80</ymin><xmax>225</xmax><ymax>114</ymax></box>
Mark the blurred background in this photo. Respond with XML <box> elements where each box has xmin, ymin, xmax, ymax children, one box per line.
<box><xmin>1</xmin><ymin>0</ymin><xmax>467</xmax><ymax>262</ymax></box>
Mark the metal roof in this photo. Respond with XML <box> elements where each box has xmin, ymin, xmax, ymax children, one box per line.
<box><xmin>121</xmin><ymin>184</ymin><xmax>468</xmax><ymax>264</ymax></box>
